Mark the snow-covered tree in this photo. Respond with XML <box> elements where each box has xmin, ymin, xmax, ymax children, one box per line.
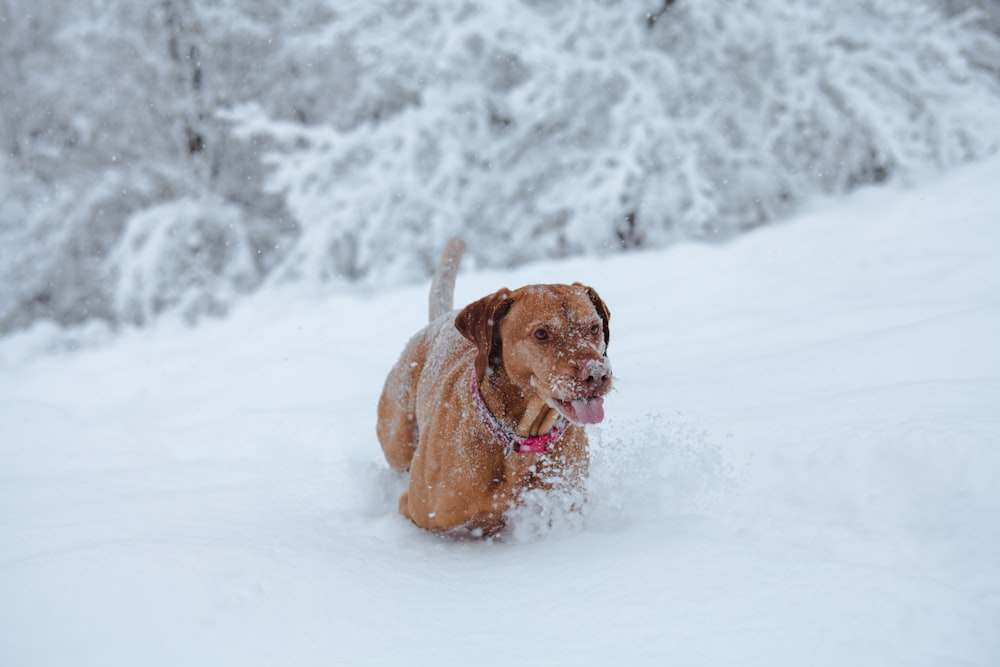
<box><xmin>236</xmin><ymin>0</ymin><xmax>1000</xmax><ymax>286</ymax></box>
<box><xmin>0</xmin><ymin>0</ymin><xmax>300</xmax><ymax>329</ymax></box>
<box><xmin>2</xmin><ymin>0</ymin><xmax>999</xmax><ymax>334</ymax></box>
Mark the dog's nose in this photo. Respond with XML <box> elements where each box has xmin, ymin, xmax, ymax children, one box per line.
<box><xmin>578</xmin><ymin>360</ymin><xmax>610</xmax><ymax>392</ymax></box>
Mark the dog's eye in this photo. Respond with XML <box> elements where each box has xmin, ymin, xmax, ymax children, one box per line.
<box><xmin>534</xmin><ymin>329</ymin><xmax>549</xmax><ymax>341</ymax></box>
<box><xmin>590</xmin><ymin>324</ymin><xmax>601</xmax><ymax>336</ymax></box>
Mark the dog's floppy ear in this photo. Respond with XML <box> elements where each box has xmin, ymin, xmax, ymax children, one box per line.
<box><xmin>576</xmin><ymin>283</ymin><xmax>610</xmax><ymax>348</ymax></box>
<box><xmin>455</xmin><ymin>289</ymin><xmax>514</xmax><ymax>381</ymax></box>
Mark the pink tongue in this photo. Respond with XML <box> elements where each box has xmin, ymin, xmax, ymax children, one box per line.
<box><xmin>571</xmin><ymin>397</ymin><xmax>605</xmax><ymax>424</ymax></box>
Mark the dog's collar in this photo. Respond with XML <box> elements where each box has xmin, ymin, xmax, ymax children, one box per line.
<box><xmin>471</xmin><ymin>371</ymin><xmax>569</xmax><ymax>456</ymax></box>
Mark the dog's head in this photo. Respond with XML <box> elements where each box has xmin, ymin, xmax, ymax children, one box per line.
<box><xmin>455</xmin><ymin>283</ymin><xmax>612</xmax><ymax>425</ymax></box>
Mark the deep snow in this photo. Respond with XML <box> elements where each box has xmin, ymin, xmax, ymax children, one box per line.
<box><xmin>2</xmin><ymin>157</ymin><xmax>1000</xmax><ymax>666</ymax></box>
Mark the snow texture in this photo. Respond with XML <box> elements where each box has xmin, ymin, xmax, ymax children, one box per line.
<box><xmin>2</xmin><ymin>156</ymin><xmax>999</xmax><ymax>666</ymax></box>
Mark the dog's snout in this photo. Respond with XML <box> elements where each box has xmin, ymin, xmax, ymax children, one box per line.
<box><xmin>578</xmin><ymin>360</ymin><xmax>611</xmax><ymax>393</ymax></box>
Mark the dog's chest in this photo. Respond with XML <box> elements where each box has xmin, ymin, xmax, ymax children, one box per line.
<box><xmin>502</xmin><ymin>437</ymin><xmax>583</xmax><ymax>490</ymax></box>
<box><xmin>503</xmin><ymin>453</ymin><xmax>542</xmax><ymax>485</ymax></box>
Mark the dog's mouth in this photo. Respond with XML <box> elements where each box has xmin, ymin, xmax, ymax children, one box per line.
<box><xmin>551</xmin><ymin>396</ymin><xmax>605</xmax><ymax>425</ymax></box>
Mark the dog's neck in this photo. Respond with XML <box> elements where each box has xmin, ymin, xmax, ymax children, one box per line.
<box><xmin>479</xmin><ymin>369</ymin><xmax>558</xmax><ymax>437</ymax></box>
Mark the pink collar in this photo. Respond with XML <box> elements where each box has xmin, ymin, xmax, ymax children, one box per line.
<box><xmin>471</xmin><ymin>371</ymin><xmax>569</xmax><ymax>456</ymax></box>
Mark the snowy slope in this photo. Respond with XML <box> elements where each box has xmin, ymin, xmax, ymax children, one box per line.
<box><xmin>2</xmin><ymin>157</ymin><xmax>1000</xmax><ymax>666</ymax></box>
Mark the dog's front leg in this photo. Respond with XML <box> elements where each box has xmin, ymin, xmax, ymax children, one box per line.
<box><xmin>401</xmin><ymin>472</ymin><xmax>520</xmax><ymax>535</ymax></box>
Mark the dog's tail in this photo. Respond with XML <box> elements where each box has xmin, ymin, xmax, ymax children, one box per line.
<box><xmin>429</xmin><ymin>237</ymin><xmax>466</xmax><ymax>322</ymax></box>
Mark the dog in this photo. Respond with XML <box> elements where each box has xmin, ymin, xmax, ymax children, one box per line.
<box><xmin>377</xmin><ymin>238</ymin><xmax>612</xmax><ymax>535</ymax></box>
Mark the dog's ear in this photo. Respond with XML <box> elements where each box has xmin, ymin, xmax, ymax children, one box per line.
<box><xmin>576</xmin><ymin>283</ymin><xmax>611</xmax><ymax>348</ymax></box>
<box><xmin>455</xmin><ymin>289</ymin><xmax>514</xmax><ymax>381</ymax></box>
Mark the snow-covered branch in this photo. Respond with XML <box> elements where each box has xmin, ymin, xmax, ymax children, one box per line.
<box><xmin>2</xmin><ymin>0</ymin><xmax>999</xmax><ymax>333</ymax></box>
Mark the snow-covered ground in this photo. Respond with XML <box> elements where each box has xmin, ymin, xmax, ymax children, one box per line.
<box><xmin>2</xmin><ymin>157</ymin><xmax>999</xmax><ymax>666</ymax></box>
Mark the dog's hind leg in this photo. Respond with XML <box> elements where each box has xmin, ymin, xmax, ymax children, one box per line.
<box><xmin>377</xmin><ymin>336</ymin><xmax>424</xmax><ymax>472</ymax></box>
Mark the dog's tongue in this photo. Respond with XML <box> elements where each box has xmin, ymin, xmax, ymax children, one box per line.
<box><xmin>571</xmin><ymin>397</ymin><xmax>605</xmax><ymax>424</ymax></box>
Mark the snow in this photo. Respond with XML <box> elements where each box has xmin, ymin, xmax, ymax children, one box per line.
<box><xmin>7</xmin><ymin>2</ymin><xmax>1000</xmax><ymax>334</ymax></box>
<box><xmin>2</xmin><ymin>156</ymin><xmax>1000</xmax><ymax>666</ymax></box>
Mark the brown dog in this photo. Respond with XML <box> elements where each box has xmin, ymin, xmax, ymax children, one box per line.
<box><xmin>377</xmin><ymin>239</ymin><xmax>612</xmax><ymax>535</ymax></box>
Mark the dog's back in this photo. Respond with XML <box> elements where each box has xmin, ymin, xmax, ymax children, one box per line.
<box><xmin>378</xmin><ymin>238</ymin><xmax>468</xmax><ymax>472</ymax></box>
